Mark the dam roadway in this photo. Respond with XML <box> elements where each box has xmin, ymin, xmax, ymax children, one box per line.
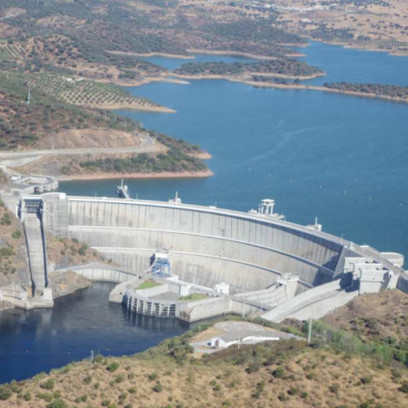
<box><xmin>37</xmin><ymin>193</ymin><xmax>402</xmax><ymax>295</ymax></box>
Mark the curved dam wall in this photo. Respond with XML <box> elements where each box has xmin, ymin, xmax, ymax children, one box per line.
<box><xmin>41</xmin><ymin>194</ymin><xmax>359</xmax><ymax>293</ymax></box>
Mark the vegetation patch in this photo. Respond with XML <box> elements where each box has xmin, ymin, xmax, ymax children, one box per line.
<box><xmin>178</xmin><ymin>293</ymin><xmax>208</xmax><ymax>302</ymax></box>
<box><xmin>137</xmin><ymin>280</ymin><xmax>161</xmax><ymax>290</ymax></box>
<box><xmin>175</xmin><ymin>59</ymin><xmax>323</xmax><ymax>78</ymax></box>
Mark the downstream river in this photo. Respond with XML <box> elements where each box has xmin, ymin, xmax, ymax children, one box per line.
<box><xmin>0</xmin><ymin>283</ymin><xmax>187</xmax><ymax>383</ymax></box>
<box><xmin>2</xmin><ymin>41</ymin><xmax>408</xmax><ymax>384</ymax></box>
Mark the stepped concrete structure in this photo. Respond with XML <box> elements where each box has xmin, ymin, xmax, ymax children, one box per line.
<box><xmin>15</xmin><ymin>192</ymin><xmax>406</xmax><ymax>321</ymax></box>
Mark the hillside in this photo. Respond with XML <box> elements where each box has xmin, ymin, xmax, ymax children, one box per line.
<box><xmin>0</xmin><ymin>198</ymin><xmax>28</xmax><ymax>287</ymax></box>
<box><xmin>323</xmin><ymin>289</ymin><xmax>408</xmax><ymax>343</ymax></box>
<box><xmin>1</xmin><ymin>314</ymin><xmax>408</xmax><ymax>407</ymax></box>
<box><xmin>2</xmin><ymin>284</ymin><xmax>408</xmax><ymax>406</ymax></box>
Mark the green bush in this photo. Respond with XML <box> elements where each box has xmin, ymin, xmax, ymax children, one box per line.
<box><xmin>83</xmin><ymin>375</ymin><xmax>92</xmax><ymax>384</ymax></box>
<box><xmin>37</xmin><ymin>392</ymin><xmax>53</xmax><ymax>402</ymax></box>
<box><xmin>399</xmin><ymin>381</ymin><xmax>408</xmax><ymax>393</ymax></box>
<box><xmin>147</xmin><ymin>372</ymin><xmax>157</xmax><ymax>381</ymax></box>
<box><xmin>361</xmin><ymin>375</ymin><xmax>373</xmax><ymax>385</ymax></box>
<box><xmin>78</xmin><ymin>244</ymin><xmax>87</xmax><ymax>256</ymax></box>
<box><xmin>273</xmin><ymin>366</ymin><xmax>285</xmax><ymax>378</ymax></box>
<box><xmin>41</xmin><ymin>378</ymin><xmax>55</xmax><ymax>390</ymax></box>
<box><xmin>329</xmin><ymin>383</ymin><xmax>340</xmax><ymax>394</ymax></box>
<box><xmin>152</xmin><ymin>383</ymin><xmax>163</xmax><ymax>393</ymax></box>
<box><xmin>47</xmin><ymin>399</ymin><xmax>68</xmax><ymax>408</ymax></box>
<box><xmin>115</xmin><ymin>375</ymin><xmax>124</xmax><ymax>383</ymax></box>
<box><xmin>0</xmin><ymin>386</ymin><xmax>12</xmax><ymax>401</ymax></box>
<box><xmin>278</xmin><ymin>391</ymin><xmax>289</xmax><ymax>401</ymax></box>
<box><xmin>12</xmin><ymin>230</ymin><xmax>22</xmax><ymax>239</ymax></box>
<box><xmin>94</xmin><ymin>354</ymin><xmax>104</xmax><ymax>363</ymax></box>
<box><xmin>107</xmin><ymin>362</ymin><xmax>119</xmax><ymax>372</ymax></box>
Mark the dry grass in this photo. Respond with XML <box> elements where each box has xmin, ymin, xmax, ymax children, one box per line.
<box><xmin>2</xmin><ymin>340</ymin><xmax>408</xmax><ymax>407</ymax></box>
<box><xmin>323</xmin><ymin>289</ymin><xmax>408</xmax><ymax>342</ymax></box>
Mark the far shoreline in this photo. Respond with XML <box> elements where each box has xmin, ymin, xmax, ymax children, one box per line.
<box><xmin>168</xmin><ymin>74</ymin><xmax>408</xmax><ymax>105</ymax></box>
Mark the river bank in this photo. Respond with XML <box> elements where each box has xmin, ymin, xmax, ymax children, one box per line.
<box><xmin>58</xmin><ymin>169</ymin><xmax>214</xmax><ymax>182</ymax></box>
<box><xmin>172</xmin><ymin>71</ymin><xmax>325</xmax><ymax>82</ymax></box>
<box><xmin>169</xmin><ymin>73</ymin><xmax>408</xmax><ymax>105</ymax></box>
<box><xmin>186</xmin><ymin>48</ymin><xmax>305</xmax><ymax>60</ymax></box>
<box><xmin>81</xmin><ymin>100</ymin><xmax>176</xmax><ymax>113</ymax></box>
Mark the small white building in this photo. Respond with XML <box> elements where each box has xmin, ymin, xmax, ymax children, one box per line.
<box><xmin>214</xmin><ymin>282</ymin><xmax>230</xmax><ymax>295</ymax></box>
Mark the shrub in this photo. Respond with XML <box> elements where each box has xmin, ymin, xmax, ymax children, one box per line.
<box><xmin>41</xmin><ymin>378</ymin><xmax>55</xmax><ymax>390</ymax></box>
<box><xmin>361</xmin><ymin>375</ymin><xmax>373</xmax><ymax>385</ymax></box>
<box><xmin>399</xmin><ymin>381</ymin><xmax>408</xmax><ymax>393</ymax></box>
<box><xmin>0</xmin><ymin>386</ymin><xmax>12</xmax><ymax>401</ymax></box>
<box><xmin>37</xmin><ymin>392</ymin><xmax>53</xmax><ymax>402</ymax></box>
<box><xmin>148</xmin><ymin>372</ymin><xmax>158</xmax><ymax>381</ymax></box>
<box><xmin>107</xmin><ymin>362</ymin><xmax>119</xmax><ymax>372</ymax></box>
<box><xmin>115</xmin><ymin>375</ymin><xmax>124</xmax><ymax>383</ymax></box>
<box><xmin>12</xmin><ymin>230</ymin><xmax>22</xmax><ymax>239</ymax></box>
<box><xmin>78</xmin><ymin>244</ymin><xmax>87</xmax><ymax>256</ymax></box>
<box><xmin>273</xmin><ymin>366</ymin><xmax>285</xmax><ymax>378</ymax></box>
<box><xmin>246</xmin><ymin>361</ymin><xmax>261</xmax><ymax>373</ymax></box>
<box><xmin>9</xmin><ymin>380</ymin><xmax>19</xmax><ymax>392</ymax></box>
<box><xmin>278</xmin><ymin>392</ymin><xmax>288</xmax><ymax>401</ymax></box>
<box><xmin>47</xmin><ymin>399</ymin><xmax>68</xmax><ymax>408</ymax></box>
<box><xmin>83</xmin><ymin>375</ymin><xmax>92</xmax><ymax>384</ymax></box>
<box><xmin>128</xmin><ymin>387</ymin><xmax>136</xmax><ymax>394</ymax></box>
<box><xmin>329</xmin><ymin>383</ymin><xmax>340</xmax><ymax>394</ymax></box>
<box><xmin>94</xmin><ymin>354</ymin><xmax>104</xmax><ymax>363</ymax></box>
<box><xmin>152</xmin><ymin>383</ymin><xmax>163</xmax><ymax>393</ymax></box>
<box><xmin>288</xmin><ymin>387</ymin><xmax>299</xmax><ymax>395</ymax></box>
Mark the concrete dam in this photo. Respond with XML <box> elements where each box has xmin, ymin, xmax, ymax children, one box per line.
<box><xmin>15</xmin><ymin>192</ymin><xmax>406</xmax><ymax>322</ymax></box>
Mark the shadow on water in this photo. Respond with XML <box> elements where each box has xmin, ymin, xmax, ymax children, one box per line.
<box><xmin>0</xmin><ymin>282</ymin><xmax>188</xmax><ymax>384</ymax></box>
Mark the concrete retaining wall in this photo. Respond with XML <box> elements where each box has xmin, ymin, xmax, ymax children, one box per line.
<box><xmin>42</xmin><ymin>196</ymin><xmax>349</xmax><ymax>292</ymax></box>
<box><xmin>262</xmin><ymin>279</ymin><xmax>343</xmax><ymax>322</ymax></box>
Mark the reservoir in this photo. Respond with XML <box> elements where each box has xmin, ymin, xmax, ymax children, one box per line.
<box><xmin>61</xmin><ymin>41</ymin><xmax>408</xmax><ymax>261</ymax></box>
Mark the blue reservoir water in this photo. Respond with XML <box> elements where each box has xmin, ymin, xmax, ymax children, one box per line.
<box><xmin>61</xmin><ymin>42</ymin><xmax>408</xmax><ymax>259</ymax></box>
<box><xmin>0</xmin><ymin>283</ymin><xmax>187</xmax><ymax>384</ymax></box>
<box><xmin>300</xmin><ymin>41</ymin><xmax>408</xmax><ymax>85</ymax></box>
